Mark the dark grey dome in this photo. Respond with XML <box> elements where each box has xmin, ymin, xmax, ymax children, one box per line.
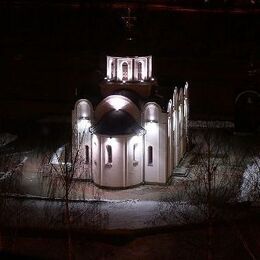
<box><xmin>90</xmin><ymin>110</ymin><xmax>145</xmax><ymax>136</ymax></box>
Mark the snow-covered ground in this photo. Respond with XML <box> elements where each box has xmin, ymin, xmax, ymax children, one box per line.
<box><xmin>3</xmin><ymin>197</ymin><xmax>201</xmax><ymax>230</ymax></box>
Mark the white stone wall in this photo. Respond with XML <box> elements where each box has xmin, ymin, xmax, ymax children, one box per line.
<box><xmin>100</xmin><ymin>136</ymin><xmax>125</xmax><ymax>187</ymax></box>
<box><xmin>143</xmin><ymin>103</ymin><xmax>161</xmax><ymax>183</ymax></box>
<box><xmin>158</xmin><ymin>113</ymin><xmax>167</xmax><ymax>183</ymax></box>
<box><xmin>92</xmin><ymin>134</ymin><xmax>101</xmax><ymax>184</ymax></box>
<box><xmin>72</xmin><ymin>99</ymin><xmax>93</xmax><ymax>179</ymax></box>
<box><xmin>92</xmin><ymin>135</ymin><xmax>143</xmax><ymax>188</ymax></box>
<box><xmin>127</xmin><ymin>135</ymin><xmax>143</xmax><ymax>186</ymax></box>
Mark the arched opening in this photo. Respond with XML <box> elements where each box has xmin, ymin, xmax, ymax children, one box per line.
<box><xmin>137</xmin><ymin>62</ymin><xmax>142</xmax><ymax>80</ymax></box>
<box><xmin>111</xmin><ymin>61</ymin><xmax>115</xmax><ymax>79</ymax></box>
<box><xmin>133</xmin><ymin>143</ymin><xmax>138</xmax><ymax>161</ymax></box>
<box><xmin>148</xmin><ymin>146</ymin><xmax>153</xmax><ymax>166</ymax></box>
<box><xmin>235</xmin><ymin>91</ymin><xmax>260</xmax><ymax>133</ymax></box>
<box><xmin>122</xmin><ymin>62</ymin><xmax>128</xmax><ymax>81</ymax></box>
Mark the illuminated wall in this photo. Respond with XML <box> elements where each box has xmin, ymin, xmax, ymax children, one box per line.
<box><xmin>106</xmin><ymin>56</ymin><xmax>152</xmax><ymax>82</ymax></box>
<box><xmin>72</xmin><ymin>99</ymin><xmax>93</xmax><ymax>179</ymax></box>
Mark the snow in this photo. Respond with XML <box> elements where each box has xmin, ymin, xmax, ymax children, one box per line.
<box><xmin>3</xmin><ymin>197</ymin><xmax>201</xmax><ymax>230</ymax></box>
<box><xmin>50</xmin><ymin>146</ymin><xmax>65</xmax><ymax>164</ymax></box>
<box><xmin>239</xmin><ymin>157</ymin><xmax>260</xmax><ymax>202</ymax></box>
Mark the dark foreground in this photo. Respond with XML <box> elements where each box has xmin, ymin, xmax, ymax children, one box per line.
<box><xmin>1</xmin><ymin>217</ymin><xmax>260</xmax><ymax>260</ymax></box>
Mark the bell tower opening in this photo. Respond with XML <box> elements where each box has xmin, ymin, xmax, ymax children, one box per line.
<box><xmin>122</xmin><ymin>62</ymin><xmax>128</xmax><ymax>81</ymax></box>
<box><xmin>137</xmin><ymin>62</ymin><xmax>142</xmax><ymax>80</ymax></box>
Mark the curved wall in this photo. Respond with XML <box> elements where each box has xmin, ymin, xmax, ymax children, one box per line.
<box><xmin>92</xmin><ymin>134</ymin><xmax>143</xmax><ymax>188</ymax></box>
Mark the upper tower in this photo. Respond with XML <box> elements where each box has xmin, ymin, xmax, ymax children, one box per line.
<box><xmin>100</xmin><ymin>9</ymin><xmax>157</xmax><ymax>98</ymax></box>
<box><xmin>100</xmin><ymin>54</ymin><xmax>156</xmax><ymax>98</ymax></box>
<box><xmin>106</xmin><ymin>55</ymin><xmax>152</xmax><ymax>82</ymax></box>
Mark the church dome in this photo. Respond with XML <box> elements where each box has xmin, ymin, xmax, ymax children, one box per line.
<box><xmin>90</xmin><ymin>110</ymin><xmax>145</xmax><ymax>136</ymax></box>
<box><xmin>90</xmin><ymin>94</ymin><xmax>144</xmax><ymax>136</ymax></box>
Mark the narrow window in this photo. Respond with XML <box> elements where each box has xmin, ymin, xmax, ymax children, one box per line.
<box><xmin>137</xmin><ymin>62</ymin><xmax>142</xmax><ymax>80</ymax></box>
<box><xmin>85</xmin><ymin>145</ymin><xmax>89</xmax><ymax>164</ymax></box>
<box><xmin>148</xmin><ymin>146</ymin><xmax>153</xmax><ymax>165</ymax></box>
<box><xmin>106</xmin><ymin>145</ymin><xmax>112</xmax><ymax>164</ymax></box>
<box><xmin>133</xmin><ymin>143</ymin><xmax>138</xmax><ymax>161</ymax></box>
<box><xmin>122</xmin><ymin>62</ymin><xmax>128</xmax><ymax>81</ymax></box>
<box><xmin>111</xmin><ymin>61</ymin><xmax>115</xmax><ymax>79</ymax></box>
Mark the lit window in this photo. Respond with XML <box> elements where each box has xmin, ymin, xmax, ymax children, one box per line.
<box><xmin>122</xmin><ymin>62</ymin><xmax>128</xmax><ymax>81</ymax></box>
<box><xmin>137</xmin><ymin>62</ymin><xmax>142</xmax><ymax>80</ymax></box>
<box><xmin>148</xmin><ymin>146</ymin><xmax>153</xmax><ymax>166</ymax></box>
<box><xmin>106</xmin><ymin>145</ymin><xmax>112</xmax><ymax>164</ymax></box>
<box><xmin>85</xmin><ymin>145</ymin><xmax>89</xmax><ymax>164</ymax></box>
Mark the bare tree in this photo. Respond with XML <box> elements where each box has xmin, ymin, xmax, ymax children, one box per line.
<box><xmin>39</xmin><ymin>127</ymin><xmax>107</xmax><ymax>260</ymax></box>
<box><xmin>0</xmin><ymin>134</ymin><xmax>26</xmax><ymax>252</ymax></box>
<box><xmin>158</xmin><ymin>124</ymin><xmax>257</xmax><ymax>259</ymax></box>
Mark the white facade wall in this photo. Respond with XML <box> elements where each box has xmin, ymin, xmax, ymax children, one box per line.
<box><xmin>92</xmin><ymin>134</ymin><xmax>101</xmax><ymax>184</ymax></box>
<box><xmin>144</xmin><ymin>121</ymin><xmax>160</xmax><ymax>183</ymax></box>
<box><xmin>92</xmin><ymin>135</ymin><xmax>143</xmax><ymax>188</ymax></box>
<box><xmin>72</xmin><ymin>99</ymin><xmax>93</xmax><ymax>179</ymax></box>
<box><xmin>100</xmin><ymin>136</ymin><xmax>125</xmax><ymax>187</ymax></box>
<box><xmin>158</xmin><ymin>114</ymin><xmax>167</xmax><ymax>183</ymax></box>
<box><xmin>143</xmin><ymin>103</ymin><xmax>161</xmax><ymax>183</ymax></box>
<box><xmin>127</xmin><ymin>135</ymin><xmax>143</xmax><ymax>186</ymax></box>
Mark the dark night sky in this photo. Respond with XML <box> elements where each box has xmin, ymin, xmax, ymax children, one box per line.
<box><xmin>0</xmin><ymin>1</ymin><xmax>259</xmax><ymax>121</ymax></box>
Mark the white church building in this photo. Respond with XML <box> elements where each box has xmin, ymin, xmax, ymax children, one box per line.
<box><xmin>72</xmin><ymin>53</ymin><xmax>189</xmax><ymax>188</ymax></box>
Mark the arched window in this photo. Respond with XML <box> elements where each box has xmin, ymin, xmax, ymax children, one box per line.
<box><xmin>85</xmin><ymin>145</ymin><xmax>89</xmax><ymax>164</ymax></box>
<box><xmin>133</xmin><ymin>143</ymin><xmax>138</xmax><ymax>161</ymax></box>
<box><xmin>137</xmin><ymin>62</ymin><xmax>142</xmax><ymax>80</ymax></box>
<box><xmin>122</xmin><ymin>62</ymin><xmax>128</xmax><ymax>81</ymax></box>
<box><xmin>111</xmin><ymin>61</ymin><xmax>115</xmax><ymax>79</ymax></box>
<box><xmin>148</xmin><ymin>146</ymin><xmax>153</xmax><ymax>166</ymax></box>
<box><xmin>106</xmin><ymin>145</ymin><xmax>112</xmax><ymax>164</ymax></box>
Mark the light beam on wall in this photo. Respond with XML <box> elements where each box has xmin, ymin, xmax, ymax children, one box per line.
<box><xmin>77</xmin><ymin>118</ymin><xmax>91</xmax><ymax>133</ymax></box>
<box><xmin>108</xmin><ymin>96</ymin><xmax>129</xmax><ymax>111</ymax></box>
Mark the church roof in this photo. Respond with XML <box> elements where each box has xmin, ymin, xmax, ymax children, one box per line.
<box><xmin>90</xmin><ymin>110</ymin><xmax>145</xmax><ymax>136</ymax></box>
